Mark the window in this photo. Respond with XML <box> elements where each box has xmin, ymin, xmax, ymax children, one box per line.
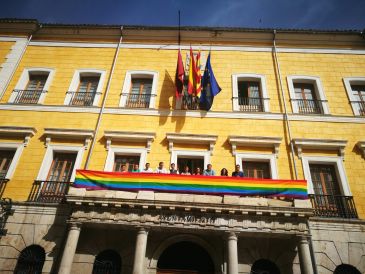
<box><xmin>92</xmin><ymin>250</ymin><xmax>121</xmax><ymax>274</ymax></box>
<box><xmin>242</xmin><ymin>161</ymin><xmax>271</xmax><ymax>179</ymax></box>
<box><xmin>47</xmin><ymin>152</ymin><xmax>77</xmax><ymax>182</ymax></box>
<box><xmin>119</xmin><ymin>70</ymin><xmax>159</xmax><ymax>109</ymax></box>
<box><xmin>114</xmin><ymin>154</ymin><xmax>140</xmax><ymax>172</ymax></box>
<box><xmin>287</xmin><ymin>76</ymin><xmax>329</xmax><ymax>114</ymax></box>
<box><xmin>65</xmin><ymin>69</ymin><xmax>106</xmax><ymax>107</ymax></box>
<box><xmin>343</xmin><ymin>77</ymin><xmax>365</xmax><ymax>116</ymax></box>
<box><xmin>0</xmin><ymin>143</ymin><xmax>24</xmax><ymax>180</ymax></box>
<box><xmin>0</xmin><ymin>150</ymin><xmax>15</xmax><ymax>179</ymax></box>
<box><xmin>9</xmin><ymin>68</ymin><xmax>54</xmax><ymax>104</ymax></box>
<box><xmin>232</xmin><ymin>74</ymin><xmax>270</xmax><ymax>112</ymax></box>
<box><xmin>177</xmin><ymin>156</ymin><xmax>204</xmax><ymax>174</ymax></box>
<box><xmin>14</xmin><ymin>245</ymin><xmax>45</xmax><ymax>274</ymax></box>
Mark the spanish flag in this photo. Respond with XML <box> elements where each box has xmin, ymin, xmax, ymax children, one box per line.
<box><xmin>187</xmin><ymin>47</ymin><xmax>196</xmax><ymax>95</ymax></box>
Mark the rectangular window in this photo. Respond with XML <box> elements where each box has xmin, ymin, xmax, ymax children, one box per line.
<box><xmin>70</xmin><ymin>76</ymin><xmax>100</xmax><ymax>106</ymax></box>
<box><xmin>294</xmin><ymin>83</ymin><xmax>322</xmax><ymax>114</ymax></box>
<box><xmin>242</xmin><ymin>161</ymin><xmax>271</xmax><ymax>179</ymax></box>
<box><xmin>177</xmin><ymin>156</ymin><xmax>204</xmax><ymax>175</ymax></box>
<box><xmin>47</xmin><ymin>153</ymin><xmax>77</xmax><ymax>182</ymax></box>
<box><xmin>309</xmin><ymin>164</ymin><xmax>341</xmax><ymax>196</ymax></box>
<box><xmin>114</xmin><ymin>155</ymin><xmax>140</xmax><ymax>172</ymax></box>
<box><xmin>237</xmin><ymin>81</ymin><xmax>263</xmax><ymax>112</ymax></box>
<box><xmin>126</xmin><ymin>78</ymin><xmax>152</xmax><ymax>108</ymax></box>
<box><xmin>15</xmin><ymin>74</ymin><xmax>48</xmax><ymax>104</ymax></box>
<box><xmin>0</xmin><ymin>150</ymin><xmax>15</xmax><ymax>179</ymax></box>
<box><xmin>351</xmin><ymin>84</ymin><xmax>365</xmax><ymax>116</ymax></box>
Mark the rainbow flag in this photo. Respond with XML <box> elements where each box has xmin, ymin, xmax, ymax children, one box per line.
<box><xmin>74</xmin><ymin>170</ymin><xmax>308</xmax><ymax>199</ymax></box>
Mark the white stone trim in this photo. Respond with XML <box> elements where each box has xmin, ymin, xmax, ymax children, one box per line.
<box><xmin>119</xmin><ymin>70</ymin><xmax>159</xmax><ymax>108</ymax></box>
<box><xmin>64</xmin><ymin>69</ymin><xmax>106</xmax><ymax>106</ymax></box>
<box><xmin>235</xmin><ymin>152</ymin><xmax>278</xmax><ymax>179</ymax></box>
<box><xmin>104</xmin><ymin>131</ymin><xmax>155</xmax><ymax>152</ymax></box>
<box><xmin>36</xmin><ymin>145</ymin><xmax>84</xmax><ymax>182</ymax></box>
<box><xmin>8</xmin><ymin>67</ymin><xmax>55</xmax><ymax>104</ymax></box>
<box><xmin>343</xmin><ymin>77</ymin><xmax>365</xmax><ymax>116</ymax></box>
<box><xmin>0</xmin><ymin>36</ymin><xmax>27</xmax><ymax>42</ymax></box>
<box><xmin>0</xmin><ymin>126</ymin><xmax>36</xmax><ymax>146</ymax></box>
<box><xmin>287</xmin><ymin>75</ymin><xmax>329</xmax><ymax>114</ymax></box>
<box><xmin>231</xmin><ymin>73</ymin><xmax>270</xmax><ymax>112</ymax></box>
<box><xmin>43</xmin><ymin>128</ymin><xmax>94</xmax><ymax>149</ymax></box>
<box><xmin>292</xmin><ymin>138</ymin><xmax>347</xmax><ymax>159</ymax></box>
<box><xmin>170</xmin><ymin>150</ymin><xmax>211</xmax><ymax>170</ymax></box>
<box><xmin>0</xmin><ymin>142</ymin><xmax>24</xmax><ymax>179</ymax></box>
<box><xmin>301</xmin><ymin>156</ymin><xmax>351</xmax><ymax>195</ymax></box>
<box><xmin>104</xmin><ymin>147</ymin><xmax>147</xmax><ymax>172</ymax></box>
<box><xmin>356</xmin><ymin>141</ymin><xmax>365</xmax><ymax>159</ymax></box>
<box><xmin>228</xmin><ymin>136</ymin><xmax>282</xmax><ymax>157</ymax></box>
<box><xmin>166</xmin><ymin>133</ymin><xmax>218</xmax><ymax>155</ymax></box>
<box><xmin>28</xmin><ymin>41</ymin><xmax>365</xmax><ymax>55</ymax></box>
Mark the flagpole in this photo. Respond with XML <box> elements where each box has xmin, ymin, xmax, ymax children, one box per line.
<box><xmin>178</xmin><ymin>10</ymin><xmax>181</xmax><ymax>49</ymax></box>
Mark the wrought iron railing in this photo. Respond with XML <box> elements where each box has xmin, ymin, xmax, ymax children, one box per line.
<box><xmin>67</xmin><ymin>91</ymin><xmax>99</xmax><ymax>106</ymax></box>
<box><xmin>237</xmin><ymin>97</ymin><xmax>268</xmax><ymax>112</ymax></box>
<box><xmin>124</xmin><ymin>93</ymin><xmax>152</xmax><ymax>108</ymax></box>
<box><xmin>292</xmin><ymin>99</ymin><xmax>324</xmax><ymax>114</ymax></box>
<box><xmin>182</xmin><ymin>94</ymin><xmax>201</xmax><ymax>110</ymax></box>
<box><xmin>0</xmin><ymin>178</ymin><xmax>9</xmax><ymax>198</ymax></box>
<box><xmin>27</xmin><ymin>180</ymin><xmax>70</xmax><ymax>203</ymax></box>
<box><xmin>12</xmin><ymin>89</ymin><xmax>46</xmax><ymax>104</ymax></box>
<box><xmin>309</xmin><ymin>194</ymin><xmax>358</xmax><ymax>219</ymax></box>
<box><xmin>351</xmin><ymin>100</ymin><xmax>365</xmax><ymax>116</ymax></box>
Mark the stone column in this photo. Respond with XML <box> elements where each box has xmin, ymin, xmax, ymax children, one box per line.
<box><xmin>226</xmin><ymin>232</ymin><xmax>239</xmax><ymax>274</ymax></box>
<box><xmin>58</xmin><ymin>222</ymin><xmax>82</xmax><ymax>274</ymax></box>
<box><xmin>298</xmin><ymin>236</ymin><xmax>314</xmax><ymax>274</ymax></box>
<box><xmin>132</xmin><ymin>227</ymin><xmax>148</xmax><ymax>274</ymax></box>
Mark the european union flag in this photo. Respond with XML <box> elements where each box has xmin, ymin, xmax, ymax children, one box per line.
<box><xmin>199</xmin><ymin>52</ymin><xmax>221</xmax><ymax>111</ymax></box>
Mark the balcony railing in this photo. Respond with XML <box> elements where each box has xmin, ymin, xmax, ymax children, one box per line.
<box><xmin>309</xmin><ymin>194</ymin><xmax>358</xmax><ymax>219</ymax></box>
<box><xmin>124</xmin><ymin>93</ymin><xmax>152</xmax><ymax>108</ymax></box>
<box><xmin>0</xmin><ymin>178</ymin><xmax>8</xmax><ymax>198</ymax></box>
<box><xmin>182</xmin><ymin>94</ymin><xmax>201</xmax><ymax>110</ymax></box>
<box><xmin>292</xmin><ymin>99</ymin><xmax>324</xmax><ymax>114</ymax></box>
<box><xmin>351</xmin><ymin>100</ymin><xmax>365</xmax><ymax>116</ymax></box>
<box><xmin>12</xmin><ymin>89</ymin><xmax>46</xmax><ymax>104</ymax></box>
<box><xmin>27</xmin><ymin>180</ymin><xmax>70</xmax><ymax>203</ymax></box>
<box><xmin>237</xmin><ymin>97</ymin><xmax>268</xmax><ymax>112</ymax></box>
<box><xmin>67</xmin><ymin>91</ymin><xmax>99</xmax><ymax>106</ymax></box>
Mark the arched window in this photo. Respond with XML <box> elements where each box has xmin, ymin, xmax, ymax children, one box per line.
<box><xmin>157</xmin><ymin>241</ymin><xmax>215</xmax><ymax>274</ymax></box>
<box><xmin>334</xmin><ymin>264</ymin><xmax>361</xmax><ymax>274</ymax></box>
<box><xmin>14</xmin><ymin>245</ymin><xmax>45</xmax><ymax>274</ymax></box>
<box><xmin>251</xmin><ymin>259</ymin><xmax>280</xmax><ymax>274</ymax></box>
<box><xmin>92</xmin><ymin>249</ymin><xmax>122</xmax><ymax>274</ymax></box>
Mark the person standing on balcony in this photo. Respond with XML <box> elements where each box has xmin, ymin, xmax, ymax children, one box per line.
<box><xmin>121</xmin><ymin>164</ymin><xmax>128</xmax><ymax>173</ymax></box>
<box><xmin>194</xmin><ymin>167</ymin><xmax>202</xmax><ymax>175</ymax></box>
<box><xmin>220</xmin><ymin>168</ymin><xmax>229</xmax><ymax>176</ymax></box>
<box><xmin>141</xmin><ymin>163</ymin><xmax>153</xmax><ymax>173</ymax></box>
<box><xmin>203</xmin><ymin>164</ymin><xmax>216</xmax><ymax>176</ymax></box>
<box><xmin>232</xmin><ymin>164</ymin><xmax>244</xmax><ymax>177</ymax></box>
<box><xmin>155</xmin><ymin>162</ymin><xmax>169</xmax><ymax>174</ymax></box>
<box><xmin>131</xmin><ymin>164</ymin><xmax>140</xmax><ymax>173</ymax></box>
<box><xmin>169</xmin><ymin>163</ymin><xmax>179</xmax><ymax>174</ymax></box>
<box><xmin>180</xmin><ymin>166</ymin><xmax>191</xmax><ymax>175</ymax></box>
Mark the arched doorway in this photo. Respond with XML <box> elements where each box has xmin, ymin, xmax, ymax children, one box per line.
<box><xmin>334</xmin><ymin>264</ymin><xmax>361</xmax><ymax>274</ymax></box>
<box><xmin>14</xmin><ymin>245</ymin><xmax>45</xmax><ymax>274</ymax></box>
<box><xmin>92</xmin><ymin>249</ymin><xmax>122</xmax><ymax>274</ymax></box>
<box><xmin>251</xmin><ymin>259</ymin><xmax>280</xmax><ymax>274</ymax></box>
<box><xmin>157</xmin><ymin>241</ymin><xmax>215</xmax><ymax>274</ymax></box>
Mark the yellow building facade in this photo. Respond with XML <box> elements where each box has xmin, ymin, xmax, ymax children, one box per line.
<box><xmin>0</xmin><ymin>19</ymin><xmax>364</xmax><ymax>274</ymax></box>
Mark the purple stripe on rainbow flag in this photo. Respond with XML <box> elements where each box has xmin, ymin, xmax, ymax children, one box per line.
<box><xmin>73</xmin><ymin>170</ymin><xmax>308</xmax><ymax>199</ymax></box>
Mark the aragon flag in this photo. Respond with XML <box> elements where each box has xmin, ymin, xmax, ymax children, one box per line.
<box><xmin>175</xmin><ymin>50</ymin><xmax>185</xmax><ymax>97</ymax></box>
<box><xmin>199</xmin><ymin>52</ymin><xmax>221</xmax><ymax>111</ymax></box>
<box><xmin>195</xmin><ymin>50</ymin><xmax>202</xmax><ymax>94</ymax></box>
<box><xmin>187</xmin><ymin>47</ymin><xmax>197</xmax><ymax>95</ymax></box>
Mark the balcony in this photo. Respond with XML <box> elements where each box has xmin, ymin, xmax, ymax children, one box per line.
<box><xmin>12</xmin><ymin>89</ymin><xmax>46</xmax><ymax>104</ymax></box>
<box><xmin>309</xmin><ymin>194</ymin><xmax>358</xmax><ymax>219</ymax></box>
<box><xmin>237</xmin><ymin>97</ymin><xmax>267</xmax><ymax>112</ymax></box>
<box><xmin>0</xmin><ymin>178</ymin><xmax>8</xmax><ymax>198</ymax></box>
<box><xmin>351</xmin><ymin>100</ymin><xmax>365</xmax><ymax>116</ymax></box>
<box><xmin>67</xmin><ymin>91</ymin><xmax>99</xmax><ymax>106</ymax></box>
<box><xmin>292</xmin><ymin>99</ymin><xmax>324</xmax><ymax>114</ymax></box>
<box><xmin>124</xmin><ymin>93</ymin><xmax>152</xmax><ymax>108</ymax></box>
<box><xmin>27</xmin><ymin>180</ymin><xmax>70</xmax><ymax>203</ymax></box>
<box><xmin>182</xmin><ymin>94</ymin><xmax>201</xmax><ymax>110</ymax></box>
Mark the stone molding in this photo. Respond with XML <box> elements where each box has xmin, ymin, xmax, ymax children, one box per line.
<box><xmin>356</xmin><ymin>141</ymin><xmax>365</xmax><ymax>159</ymax></box>
<box><xmin>0</xmin><ymin>126</ymin><xmax>36</xmax><ymax>146</ymax></box>
<box><xmin>104</xmin><ymin>130</ymin><xmax>155</xmax><ymax>152</ymax></box>
<box><xmin>292</xmin><ymin>138</ymin><xmax>347</xmax><ymax>159</ymax></box>
<box><xmin>43</xmin><ymin>128</ymin><xmax>94</xmax><ymax>149</ymax></box>
<box><xmin>228</xmin><ymin>135</ymin><xmax>282</xmax><ymax>156</ymax></box>
<box><xmin>166</xmin><ymin>133</ymin><xmax>218</xmax><ymax>155</ymax></box>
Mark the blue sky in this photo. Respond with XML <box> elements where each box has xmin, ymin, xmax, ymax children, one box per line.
<box><xmin>1</xmin><ymin>0</ymin><xmax>365</xmax><ymax>30</ymax></box>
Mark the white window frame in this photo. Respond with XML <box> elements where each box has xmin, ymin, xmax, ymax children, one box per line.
<box><xmin>232</xmin><ymin>73</ymin><xmax>270</xmax><ymax>112</ymax></box>
<box><xmin>64</xmin><ymin>69</ymin><xmax>106</xmax><ymax>106</ymax></box>
<box><xmin>301</xmin><ymin>156</ymin><xmax>351</xmax><ymax>195</ymax></box>
<box><xmin>119</xmin><ymin>70</ymin><xmax>159</xmax><ymax>109</ymax></box>
<box><xmin>235</xmin><ymin>153</ymin><xmax>278</xmax><ymax>179</ymax></box>
<box><xmin>9</xmin><ymin>68</ymin><xmax>55</xmax><ymax>104</ymax></box>
<box><xmin>343</xmin><ymin>77</ymin><xmax>365</xmax><ymax>116</ymax></box>
<box><xmin>104</xmin><ymin>147</ymin><xmax>147</xmax><ymax>172</ymax></box>
<box><xmin>287</xmin><ymin>75</ymin><xmax>329</xmax><ymax>114</ymax></box>
<box><xmin>170</xmin><ymin>150</ymin><xmax>211</xmax><ymax>170</ymax></box>
<box><xmin>0</xmin><ymin>142</ymin><xmax>24</xmax><ymax>179</ymax></box>
<box><xmin>36</xmin><ymin>145</ymin><xmax>84</xmax><ymax>182</ymax></box>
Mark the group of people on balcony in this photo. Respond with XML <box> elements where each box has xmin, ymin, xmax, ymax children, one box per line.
<box><xmin>119</xmin><ymin>162</ymin><xmax>245</xmax><ymax>177</ymax></box>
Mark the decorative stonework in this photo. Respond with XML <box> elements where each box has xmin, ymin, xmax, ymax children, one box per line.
<box><xmin>0</xmin><ymin>126</ymin><xmax>36</xmax><ymax>146</ymax></box>
<box><xmin>104</xmin><ymin>131</ymin><xmax>155</xmax><ymax>152</ymax></box>
<box><xmin>228</xmin><ymin>136</ymin><xmax>282</xmax><ymax>157</ymax></box>
<box><xmin>166</xmin><ymin>133</ymin><xmax>217</xmax><ymax>155</ymax></box>
<box><xmin>292</xmin><ymin>138</ymin><xmax>347</xmax><ymax>159</ymax></box>
<box><xmin>356</xmin><ymin>141</ymin><xmax>365</xmax><ymax>159</ymax></box>
<box><xmin>43</xmin><ymin>128</ymin><xmax>94</xmax><ymax>149</ymax></box>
